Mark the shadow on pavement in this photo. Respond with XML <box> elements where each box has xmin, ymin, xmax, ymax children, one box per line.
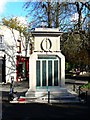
<box><xmin>2</xmin><ymin>91</ymin><xmax>27</xmax><ymax>103</ymax></box>
<box><xmin>2</xmin><ymin>102</ymin><xmax>89</xmax><ymax>120</ymax></box>
<box><xmin>1</xmin><ymin>89</ymin><xmax>90</xmax><ymax>120</ymax></box>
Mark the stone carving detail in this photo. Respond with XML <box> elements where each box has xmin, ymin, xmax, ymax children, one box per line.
<box><xmin>41</xmin><ymin>38</ymin><xmax>52</xmax><ymax>52</ymax></box>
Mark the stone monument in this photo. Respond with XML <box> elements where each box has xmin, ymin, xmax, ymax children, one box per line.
<box><xmin>26</xmin><ymin>28</ymin><xmax>77</xmax><ymax>103</ymax></box>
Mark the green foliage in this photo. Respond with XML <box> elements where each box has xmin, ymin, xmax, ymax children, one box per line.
<box><xmin>81</xmin><ymin>83</ymin><xmax>90</xmax><ymax>89</ymax></box>
<box><xmin>2</xmin><ymin>17</ymin><xmax>28</xmax><ymax>36</ymax></box>
<box><xmin>61</xmin><ymin>31</ymin><xmax>90</xmax><ymax>66</ymax></box>
<box><xmin>65</xmin><ymin>62</ymin><xmax>76</xmax><ymax>71</ymax></box>
<box><xmin>1</xmin><ymin>17</ymin><xmax>31</xmax><ymax>57</ymax></box>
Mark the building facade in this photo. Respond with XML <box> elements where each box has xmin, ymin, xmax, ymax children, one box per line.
<box><xmin>0</xmin><ymin>25</ymin><xmax>29</xmax><ymax>83</ymax></box>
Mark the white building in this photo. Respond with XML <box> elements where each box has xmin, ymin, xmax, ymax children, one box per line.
<box><xmin>0</xmin><ymin>25</ymin><xmax>29</xmax><ymax>83</ymax></box>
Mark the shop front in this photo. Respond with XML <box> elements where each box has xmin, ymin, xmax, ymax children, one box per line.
<box><xmin>16</xmin><ymin>55</ymin><xmax>29</xmax><ymax>81</ymax></box>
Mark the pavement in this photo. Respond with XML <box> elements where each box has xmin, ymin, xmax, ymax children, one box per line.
<box><xmin>0</xmin><ymin>80</ymin><xmax>29</xmax><ymax>92</ymax></box>
<box><xmin>2</xmin><ymin>102</ymin><xmax>89</xmax><ymax>120</ymax></box>
<box><xmin>0</xmin><ymin>79</ymin><xmax>89</xmax><ymax>102</ymax></box>
<box><xmin>1</xmin><ymin>80</ymin><xmax>29</xmax><ymax>102</ymax></box>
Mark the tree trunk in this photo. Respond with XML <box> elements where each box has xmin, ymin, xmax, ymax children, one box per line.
<box><xmin>47</xmin><ymin>1</ymin><xmax>51</xmax><ymax>28</ymax></box>
<box><xmin>55</xmin><ymin>2</ymin><xmax>59</xmax><ymax>28</ymax></box>
<box><xmin>75</xmin><ymin>2</ymin><xmax>84</xmax><ymax>30</ymax></box>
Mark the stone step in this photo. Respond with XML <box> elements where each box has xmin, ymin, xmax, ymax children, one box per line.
<box><xmin>25</xmin><ymin>87</ymin><xmax>80</xmax><ymax>103</ymax></box>
<box><xmin>25</xmin><ymin>87</ymin><xmax>71</xmax><ymax>96</ymax></box>
<box><xmin>24</xmin><ymin>96</ymin><xmax>80</xmax><ymax>103</ymax></box>
<box><xmin>26</xmin><ymin>91</ymin><xmax>77</xmax><ymax>98</ymax></box>
<box><xmin>25</xmin><ymin>93</ymin><xmax>79</xmax><ymax>103</ymax></box>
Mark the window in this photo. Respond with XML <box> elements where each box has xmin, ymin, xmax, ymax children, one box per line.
<box><xmin>42</xmin><ymin>61</ymin><xmax>46</xmax><ymax>86</ymax></box>
<box><xmin>0</xmin><ymin>35</ymin><xmax>4</xmax><ymax>44</ymax></box>
<box><xmin>17</xmin><ymin>40</ymin><xmax>21</xmax><ymax>53</ymax></box>
<box><xmin>30</xmin><ymin>43</ymin><xmax>32</xmax><ymax>54</ymax></box>
<box><xmin>0</xmin><ymin>35</ymin><xmax>4</xmax><ymax>51</ymax></box>
<box><xmin>36</xmin><ymin>55</ymin><xmax>61</xmax><ymax>87</ymax></box>
<box><xmin>54</xmin><ymin>60</ymin><xmax>58</xmax><ymax>86</ymax></box>
<box><xmin>48</xmin><ymin>61</ymin><xmax>52</xmax><ymax>86</ymax></box>
<box><xmin>36</xmin><ymin>61</ymin><xmax>41</xmax><ymax>86</ymax></box>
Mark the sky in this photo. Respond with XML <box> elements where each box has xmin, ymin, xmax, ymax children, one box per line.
<box><xmin>0</xmin><ymin>0</ymin><xmax>29</xmax><ymax>24</ymax></box>
<box><xmin>0</xmin><ymin>0</ymin><xmax>87</xmax><ymax>27</ymax></box>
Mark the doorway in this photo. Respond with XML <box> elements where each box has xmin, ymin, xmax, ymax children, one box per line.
<box><xmin>16</xmin><ymin>56</ymin><xmax>29</xmax><ymax>81</ymax></box>
<box><xmin>0</xmin><ymin>55</ymin><xmax>6</xmax><ymax>83</ymax></box>
<box><xmin>36</xmin><ymin>55</ymin><xmax>61</xmax><ymax>87</ymax></box>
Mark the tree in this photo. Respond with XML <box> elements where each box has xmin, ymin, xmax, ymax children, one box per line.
<box><xmin>70</xmin><ymin>2</ymin><xmax>90</xmax><ymax>31</ymax></box>
<box><xmin>60</xmin><ymin>2</ymin><xmax>90</xmax><ymax>68</ymax></box>
<box><xmin>2</xmin><ymin>17</ymin><xmax>28</xmax><ymax>37</ymax></box>
<box><xmin>24</xmin><ymin>0</ymin><xmax>66</xmax><ymax>28</ymax></box>
<box><xmin>61</xmin><ymin>30</ymin><xmax>90</xmax><ymax>68</ymax></box>
<box><xmin>24</xmin><ymin>1</ymin><xmax>90</xmax><ymax>31</ymax></box>
<box><xmin>24</xmin><ymin>1</ymin><xmax>90</xmax><ymax>69</ymax></box>
<box><xmin>1</xmin><ymin>17</ymin><xmax>30</xmax><ymax>57</ymax></box>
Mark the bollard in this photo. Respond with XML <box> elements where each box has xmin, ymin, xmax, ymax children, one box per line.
<box><xmin>78</xmin><ymin>86</ymin><xmax>81</xmax><ymax>101</ymax></box>
<box><xmin>79</xmin><ymin>86</ymin><xmax>81</xmax><ymax>96</ymax></box>
<box><xmin>10</xmin><ymin>76</ymin><xmax>14</xmax><ymax>94</ymax></box>
<box><xmin>48</xmin><ymin>90</ymin><xmax>50</xmax><ymax>103</ymax></box>
<box><xmin>9</xmin><ymin>76</ymin><xmax>14</xmax><ymax>101</ymax></box>
<box><xmin>85</xmin><ymin>91</ymin><xmax>88</xmax><ymax>103</ymax></box>
<box><xmin>73</xmin><ymin>84</ymin><xmax>75</xmax><ymax>91</ymax></box>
